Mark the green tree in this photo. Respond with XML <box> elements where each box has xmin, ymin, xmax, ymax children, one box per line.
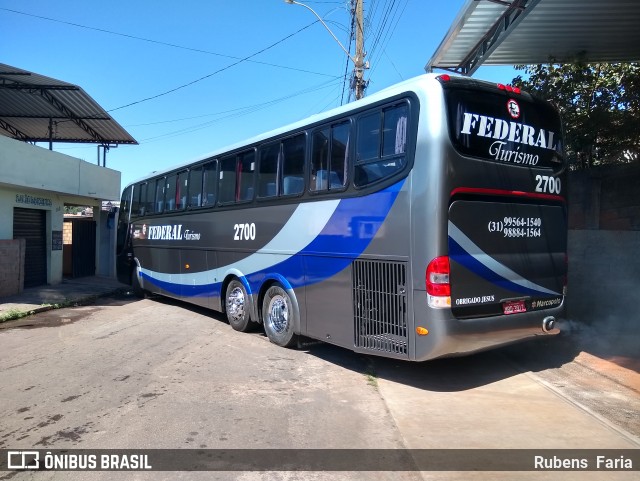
<box><xmin>511</xmin><ymin>61</ymin><xmax>640</xmax><ymax>169</ymax></box>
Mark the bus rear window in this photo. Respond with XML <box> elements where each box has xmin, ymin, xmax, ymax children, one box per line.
<box><xmin>445</xmin><ymin>88</ymin><xmax>564</xmax><ymax>169</ymax></box>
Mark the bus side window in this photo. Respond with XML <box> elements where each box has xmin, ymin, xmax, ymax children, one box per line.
<box><xmin>383</xmin><ymin>104</ymin><xmax>408</xmax><ymax>156</ymax></box>
<box><xmin>131</xmin><ymin>183</ymin><xmax>142</xmax><ymax>217</ymax></box>
<box><xmin>237</xmin><ymin>150</ymin><xmax>256</xmax><ymax>202</ymax></box>
<box><xmin>356</xmin><ymin>112</ymin><xmax>380</xmax><ymax>162</ymax></box>
<box><xmin>219</xmin><ymin>155</ymin><xmax>236</xmax><ymax>204</ymax></box>
<box><xmin>258</xmin><ymin>142</ymin><xmax>280</xmax><ymax>198</ymax></box>
<box><xmin>143</xmin><ymin>181</ymin><xmax>155</xmax><ymax>215</ymax></box>
<box><xmin>175</xmin><ymin>171</ymin><xmax>187</xmax><ymax>210</ymax></box>
<box><xmin>165</xmin><ymin>173</ymin><xmax>177</xmax><ymax>211</ymax></box>
<box><xmin>355</xmin><ymin>103</ymin><xmax>408</xmax><ymax>187</ymax></box>
<box><xmin>311</xmin><ymin>129</ymin><xmax>330</xmax><ymax>191</ymax></box>
<box><xmin>330</xmin><ymin>121</ymin><xmax>349</xmax><ymax>189</ymax></box>
<box><xmin>202</xmin><ymin>161</ymin><xmax>217</xmax><ymax>207</ymax></box>
<box><xmin>154</xmin><ymin>178</ymin><xmax>165</xmax><ymax>213</ymax></box>
<box><xmin>282</xmin><ymin>134</ymin><xmax>305</xmax><ymax>196</ymax></box>
<box><xmin>311</xmin><ymin>121</ymin><xmax>349</xmax><ymax>193</ymax></box>
<box><xmin>188</xmin><ymin>166</ymin><xmax>204</xmax><ymax>208</ymax></box>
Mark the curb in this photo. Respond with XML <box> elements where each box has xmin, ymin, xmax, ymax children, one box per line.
<box><xmin>0</xmin><ymin>287</ymin><xmax>127</xmax><ymax>323</ymax></box>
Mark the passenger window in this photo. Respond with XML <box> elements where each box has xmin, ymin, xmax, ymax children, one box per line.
<box><xmin>282</xmin><ymin>134</ymin><xmax>305</xmax><ymax>195</ymax></box>
<box><xmin>131</xmin><ymin>183</ymin><xmax>142</xmax><ymax>217</ymax></box>
<box><xmin>154</xmin><ymin>178</ymin><xmax>165</xmax><ymax>213</ymax></box>
<box><xmin>258</xmin><ymin>135</ymin><xmax>305</xmax><ymax>198</ymax></box>
<box><xmin>165</xmin><ymin>174</ymin><xmax>177</xmax><ymax>211</ymax></box>
<box><xmin>311</xmin><ymin>121</ymin><xmax>349</xmax><ymax>193</ymax></box>
<box><xmin>219</xmin><ymin>150</ymin><xmax>255</xmax><ymax>204</ymax></box>
<box><xmin>355</xmin><ymin>102</ymin><xmax>408</xmax><ymax>187</ymax></box>
<box><xmin>140</xmin><ymin>182</ymin><xmax>156</xmax><ymax>215</ymax></box>
<box><xmin>237</xmin><ymin>150</ymin><xmax>256</xmax><ymax>202</ymax></box>
<box><xmin>219</xmin><ymin>155</ymin><xmax>236</xmax><ymax>204</ymax></box>
<box><xmin>382</xmin><ymin>104</ymin><xmax>408</xmax><ymax>156</ymax></box>
<box><xmin>143</xmin><ymin>181</ymin><xmax>154</xmax><ymax>215</ymax></box>
<box><xmin>356</xmin><ymin>113</ymin><xmax>380</xmax><ymax>161</ymax></box>
<box><xmin>311</xmin><ymin>129</ymin><xmax>329</xmax><ymax>192</ymax></box>
<box><xmin>188</xmin><ymin>166</ymin><xmax>204</xmax><ymax>208</ymax></box>
<box><xmin>175</xmin><ymin>171</ymin><xmax>187</xmax><ymax>210</ymax></box>
<box><xmin>202</xmin><ymin>161</ymin><xmax>217</xmax><ymax>207</ymax></box>
<box><xmin>258</xmin><ymin>142</ymin><xmax>280</xmax><ymax>198</ymax></box>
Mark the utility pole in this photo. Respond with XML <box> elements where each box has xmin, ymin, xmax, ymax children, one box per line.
<box><xmin>285</xmin><ymin>0</ymin><xmax>368</xmax><ymax>100</ymax></box>
<box><xmin>353</xmin><ymin>0</ymin><xmax>367</xmax><ymax>100</ymax></box>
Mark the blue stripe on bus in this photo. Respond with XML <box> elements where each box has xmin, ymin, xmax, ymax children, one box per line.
<box><xmin>141</xmin><ymin>179</ymin><xmax>404</xmax><ymax>297</ymax></box>
<box><xmin>448</xmin><ymin>235</ymin><xmax>560</xmax><ymax>297</ymax></box>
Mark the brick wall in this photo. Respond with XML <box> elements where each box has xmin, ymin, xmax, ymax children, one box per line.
<box><xmin>0</xmin><ymin>239</ymin><xmax>26</xmax><ymax>298</ymax></box>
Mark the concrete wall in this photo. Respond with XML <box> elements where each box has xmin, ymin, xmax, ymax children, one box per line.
<box><xmin>567</xmin><ymin>165</ymin><xmax>639</xmax><ymax>331</ymax></box>
<box><xmin>0</xmin><ymin>239</ymin><xmax>25</xmax><ymax>297</ymax></box>
<box><xmin>0</xmin><ymin>136</ymin><xmax>120</xmax><ymax>201</ymax></box>
<box><xmin>567</xmin><ymin>230</ymin><xmax>639</xmax><ymax>330</ymax></box>
<box><xmin>569</xmin><ymin>164</ymin><xmax>640</xmax><ymax>231</ymax></box>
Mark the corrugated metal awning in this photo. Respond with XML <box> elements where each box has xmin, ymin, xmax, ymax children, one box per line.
<box><xmin>426</xmin><ymin>0</ymin><xmax>640</xmax><ymax>76</ymax></box>
<box><xmin>0</xmin><ymin>63</ymin><xmax>137</xmax><ymax>145</ymax></box>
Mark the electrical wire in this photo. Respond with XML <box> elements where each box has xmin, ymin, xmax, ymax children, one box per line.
<box><xmin>107</xmin><ymin>20</ymin><xmax>331</xmax><ymax>112</ymax></box>
<box><xmin>0</xmin><ymin>7</ymin><xmax>336</xmax><ymax>79</ymax></box>
<box><xmin>138</xmin><ymin>78</ymin><xmax>343</xmax><ymax>144</ymax></box>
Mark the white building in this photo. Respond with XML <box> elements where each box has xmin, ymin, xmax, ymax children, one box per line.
<box><xmin>0</xmin><ymin>64</ymin><xmax>136</xmax><ymax>296</ymax></box>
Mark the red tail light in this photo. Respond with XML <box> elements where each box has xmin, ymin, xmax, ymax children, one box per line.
<box><xmin>426</xmin><ymin>256</ymin><xmax>451</xmax><ymax>297</ymax></box>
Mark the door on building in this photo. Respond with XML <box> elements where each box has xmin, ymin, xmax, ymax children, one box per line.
<box><xmin>13</xmin><ymin>207</ymin><xmax>47</xmax><ymax>288</ymax></box>
<box><xmin>63</xmin><ymin>219</ymin><xmax>96</xmax><ymax>278</ymax></box>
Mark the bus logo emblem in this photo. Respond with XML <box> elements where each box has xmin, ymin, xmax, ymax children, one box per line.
<box><xmin>507</xmin><ymin>99</ymin><xmax>520</xmax><ymax>119</ymax></box>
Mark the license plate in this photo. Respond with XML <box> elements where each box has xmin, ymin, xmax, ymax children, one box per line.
<box><xmin>503</xmin><ymin>300</ymin><xmax>527</xmax><ymax>315</ymax></box>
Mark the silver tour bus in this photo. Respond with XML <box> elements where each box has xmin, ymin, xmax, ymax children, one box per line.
<box><xmin>116</xmin><ymin>74</ymin><xmax>567</xmax><ymax>361</ymax></box>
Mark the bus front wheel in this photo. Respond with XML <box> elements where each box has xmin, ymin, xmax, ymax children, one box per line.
<box><xmin>262</xmin><ymin>284</ymin><xmax>298</xmax><ymax>348</ymax></box>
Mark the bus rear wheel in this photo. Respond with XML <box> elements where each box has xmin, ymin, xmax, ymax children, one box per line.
<box><xmin>225</xmin><ymin>279</ymin><xmax>254</xmax><ymax>332</ymax></box>
<box><xmin>262</xmin><ymin>284</ymin><xmax>298</xmax><ymax>348</ymax></box>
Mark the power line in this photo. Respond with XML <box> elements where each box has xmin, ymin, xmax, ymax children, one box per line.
<box><xmin>0</xmin><ymin>7</ymin><xmax>336</xmax><ymax>79</ymax></box>
<box><xmin>369</xmin><ymin>0</ymin><xmax>409</xmax><ymax>79</ymax></box>
<box><xmin>139</xmin><ymin>78</ymin><xmax>343</xmax><ymax>144</ymax></box>
<box><xmin>107</xmin><ymin>20</ymin><xmax>331</xmax><ymax>112</ymax></box>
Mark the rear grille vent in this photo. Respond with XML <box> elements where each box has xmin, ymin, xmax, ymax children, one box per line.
<box><xmin>353</xmin><ymin>260</ymin><xmax>408</xmax><ymax>356</ymax></box>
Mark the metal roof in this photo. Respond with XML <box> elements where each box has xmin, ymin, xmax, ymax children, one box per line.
<box><xmin>0</xmin><ymin>63</ymin><xmax>137</xmax><ymax>145</ymax></box>
<box><xmin>426</xmin><ymin>0</ymin><xmax>640</xmax><ymax>75</ymax></box>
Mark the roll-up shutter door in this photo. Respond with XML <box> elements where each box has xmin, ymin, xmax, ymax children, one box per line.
<box><xmin>13</xmin><ymin>207</ymin><xmax>47</xmax><ymax>288</ymax></box>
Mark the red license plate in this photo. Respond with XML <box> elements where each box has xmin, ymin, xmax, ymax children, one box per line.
<box><xmin>503</xmin><ymin>300</ymin><xmax>527</xmax><ymax>315</ymax></box>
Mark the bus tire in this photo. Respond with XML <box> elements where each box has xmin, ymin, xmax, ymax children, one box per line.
<box><xmin>225</xmin><ymin>279</ymin><xmax>254</xmax><ymax>332</ymax></box>
<box><xmin>262</xmin><ymin>283</ymin><xmax>298</xmax><ymax>348</ymax></box>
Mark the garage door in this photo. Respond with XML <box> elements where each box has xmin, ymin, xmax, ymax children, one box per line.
<box><xmin>13</xmin><ymin>207</ymin><xmax>47</xmax><ymax>288</ymax></box>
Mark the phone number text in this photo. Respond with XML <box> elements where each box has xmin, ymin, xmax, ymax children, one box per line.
<box><xmin>488</xmin><ymin>217</ymin><xmax>543</xmax><ymax>238</ymax></box>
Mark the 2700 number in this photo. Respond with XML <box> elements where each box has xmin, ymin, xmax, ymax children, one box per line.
<box><xmin>535</xmin><ymin>175</ymin><xmax>561</xmax><ymax>194</ymax></box>
<box><xmin>233</xmin><ymin>223</ymin><xmax>256</xmax><ymax>241</ymax></box>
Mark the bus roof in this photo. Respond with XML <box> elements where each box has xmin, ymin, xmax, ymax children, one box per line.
<box><xmin>126</xmin><ymin>74</ymin><xmax>445</xmax><ymax>187</ymax></box>
<box><xmin>126</xmin><ymin>72</ymin><xmax>540</xmax><ymax>187</ymax></box>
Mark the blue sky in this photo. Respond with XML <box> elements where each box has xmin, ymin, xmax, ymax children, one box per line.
<box><xmin>2</xmin><ymin>0</ymin><xmax>519</xmax><ymax>193</ymax></box>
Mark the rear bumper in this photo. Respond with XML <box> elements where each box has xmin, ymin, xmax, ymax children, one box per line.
<box><xmin>412</xmin><ymin>290</ymin><xmax>563</xmax><ymax>361</ymax></box>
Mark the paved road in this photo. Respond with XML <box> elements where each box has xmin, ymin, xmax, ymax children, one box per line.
<box><xmin>0</xmin><ymin>293</ymin><xmax>638</xmax><ymax>480</ymax></box>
